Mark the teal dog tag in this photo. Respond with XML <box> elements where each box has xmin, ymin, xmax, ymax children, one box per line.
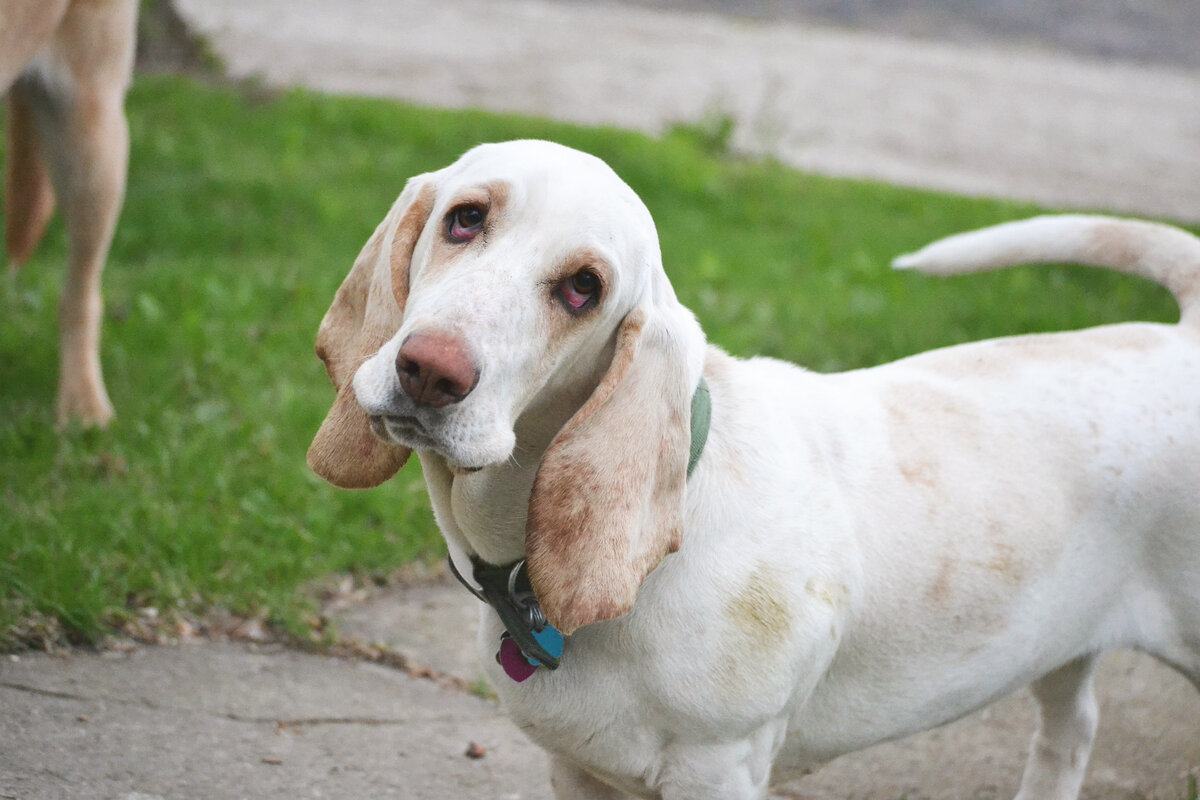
<box><xmin>528</xmin><ymin>625</ymin><xmax>564</xmax><ymax>667</ymax></box>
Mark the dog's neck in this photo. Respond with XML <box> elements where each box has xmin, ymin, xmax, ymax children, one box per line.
<box><xmin>420</xmin><ymin>451</ymin><xmax>538</xmax><ymax>566</ymax></box>
<box><xmin>417</xmin><ymin>388</ymin><xmax>591</xmax><ymax>567</ymax></box>
<box><xmin>420</xmin><ymin>339</ymin><xmax>616</xmax><ymax>566</ymax></box>
<box><xmin>421</xmin><ymin>373</ymin><xmax>712</xmax><ymax>569</ymax></box>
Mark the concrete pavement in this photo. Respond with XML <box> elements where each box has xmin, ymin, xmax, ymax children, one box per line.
<box><xmin>3</xmin><ymin>573</ymin><xmax>1198</xmax><ymax>798</ymax></box>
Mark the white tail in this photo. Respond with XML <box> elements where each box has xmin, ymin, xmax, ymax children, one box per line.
<box><xmin>893</xmin><ymin>215</ymin><xmax>1200</xmax><ymax>324</ymax></box>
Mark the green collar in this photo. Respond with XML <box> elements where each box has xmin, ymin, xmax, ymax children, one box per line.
<box><xmin>687</xmin><ymin>377</ymin><xmax>711</xmax><ymax>479</ymax></box>
<box><xmin>449</xmin><ymin>377</ymin><xmax>712</xmax><ymax>671</ymax></box>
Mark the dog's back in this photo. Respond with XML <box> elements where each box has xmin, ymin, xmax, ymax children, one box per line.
<box><xmin>771</xmin><ymin>215</ymin><xmax>1200</xmax><ymax>774</ymax></box>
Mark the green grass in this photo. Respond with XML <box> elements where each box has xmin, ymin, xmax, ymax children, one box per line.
<box><xmin>0</xmin><ymin>75</ymin><xmax>1183</xmax><ymax>650</ymax></box>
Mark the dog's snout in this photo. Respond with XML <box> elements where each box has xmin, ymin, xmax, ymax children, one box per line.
<box><xmin>395</xmin><ymin>331</ymin><xmax>479</xmax><ymax>408</ymax></box>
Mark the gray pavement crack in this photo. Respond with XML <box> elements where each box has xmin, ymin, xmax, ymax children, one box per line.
<box><xmin>222</xmin><ymin>713</ymin><xmax>413</xmax><ymax>727</ymax></box>
<box><xmin>0</xmin><ymin>680</ymin><xmax>439</xmax><ymax>728</ymax></box>
<box><xmin>0</xmin><ymin>681</ymin><xmax>90</xmax><ymax>702</ymax></box>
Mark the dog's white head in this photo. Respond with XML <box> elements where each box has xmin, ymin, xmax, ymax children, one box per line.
<box><xmin>308</xmin><ymin>140</ymin><xmax>707</xmax><ymax>632</ymax></box>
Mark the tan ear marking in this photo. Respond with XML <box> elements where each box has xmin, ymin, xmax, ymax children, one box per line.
<box><xmin>307</xmin><ymin>384</ymin><xmax>408</xmax><ymax>489</ymax></box>
<box><xmin>308</xmin><ymin>178</ymin><xmax>436</xmax><ymax>489</ymax></box>
<box><xmin>391</xmin><ymin>183</ymin><xmax>435</xmax><ymax>311</ymax></box>
<box><xmin>525</xmin><ymin>307</ymin><xmax>694</xmax><ymax>634</ymax></box>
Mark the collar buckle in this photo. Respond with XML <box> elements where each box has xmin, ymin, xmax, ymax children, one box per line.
<box><xmin>448</xmin><ymin>555</ymin><xmax>561</xmax><ymax>669</ymax></box>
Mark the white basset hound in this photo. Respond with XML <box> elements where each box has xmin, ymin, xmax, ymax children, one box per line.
<box><xmin>308</xmin><ymin>140</ymin><xmax>1200</xmax><ymax>800</ymax></box>
<box><xmin>1</xmin><ymin>0</ymin><xmax>138</xmax><ymax>427</ymax></box>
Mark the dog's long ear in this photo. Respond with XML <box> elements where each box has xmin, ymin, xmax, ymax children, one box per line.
<box><xmin>526</xmin><ymin>297</ymin><xmax>706</xmax><ymax>634</ymax></box>
<box><xmin>307</xmin><ymin>180</ymin><xmax>436</xmax><ymax>489</ymax></box>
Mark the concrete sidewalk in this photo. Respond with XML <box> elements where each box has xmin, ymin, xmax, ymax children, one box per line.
<box><xmin>172</xmin><ymin>0</ymin><xmax>1200</xmax><ymax>222</ymax></box>
<box><xmin>3</xmin><ymin>574</ymin><xmax>1198</xmax><ymax>799</ymax></box>
<box><xmin>4</xmin><ymin>2</ymin><xmax>1199</xmax><ymax>798</ymax></box>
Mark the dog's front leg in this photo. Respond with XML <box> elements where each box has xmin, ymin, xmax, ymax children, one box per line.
<box><xmin>549</xmin><ymin>748</ymin><xmax>771</xmax><ymax>800</ymax></box>
<box><xmin>654</xmin><ymin>739</ymin><xmax>776</xmax><ymax>800</ymax></box>
<box><xmin>549</xmin><ymin>757</ymin><xmax>638</xmax><ymax>800</ymax></box>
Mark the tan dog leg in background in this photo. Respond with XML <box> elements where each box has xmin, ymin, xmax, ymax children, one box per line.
<box><xmin>2</xmin><ymin>0</ymin><xmax>137</xmax><ymax>427</ymax></box>
<box><xmin>1</xmin><ymin>1</ymin><xmax>68</xmax><ymax>262</ymax></box>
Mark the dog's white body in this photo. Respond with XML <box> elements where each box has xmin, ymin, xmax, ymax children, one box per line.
<box><xmin>309</xmin><ymin>141</ymin><xmax>1200</xmax><ymax>800</ymax></box>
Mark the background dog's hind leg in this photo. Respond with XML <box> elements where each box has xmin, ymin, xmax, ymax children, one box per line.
<box><xmin>4</xmin><ymin>83</ymin><xmax>56</xmax><ymax>269</ymax></box>
<box><xmin>1013</xmin><ymin>655</ymin><xmax>1100</xmax><ymax>800</ymax></box>
<box><xmin>0</xmin><ymin>0</ymin><xmax>70</xmax><ymax>90</ymax></box>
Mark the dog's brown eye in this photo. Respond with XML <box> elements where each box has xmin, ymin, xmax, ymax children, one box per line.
<box><xmin>448</xmin><ymin>206</ymin><xmax>485</xmax><ymax>241</ymax></box>
<box><xmin>571</xmin><ymin>272</ymin><xmax>599</xmax><ymax>296</ymax></box>
<box><xmin>560</xmin><ymin>270</ymin><xmax>600</xmax><ymax>311</ymax></box>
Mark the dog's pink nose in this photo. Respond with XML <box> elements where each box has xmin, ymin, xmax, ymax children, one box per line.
<box><xmin>395</xmin><ymin>331</ymin><xmax>479</xmax><ymax>408</ymax></box>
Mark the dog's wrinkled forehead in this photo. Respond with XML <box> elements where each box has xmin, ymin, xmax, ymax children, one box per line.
<box><xmin>445</xmin><ymin>140</ymin><xmax>642</xmax><ymax>208</ymax></box>
<box><xmin>435</xmin><ymin>141</ymin><xmax>660</xmax><ymax>277</ymax></box>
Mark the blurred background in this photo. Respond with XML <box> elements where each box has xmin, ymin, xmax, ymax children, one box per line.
<box><xmin>594</xmin><ymin>0</ymin><xmax>1200</xmax><ymax>68</ymax></box>
<box><xmin>166</xmin><ymin>0</ymin><xmax>1200</xmax><ymax>221</ymax></box>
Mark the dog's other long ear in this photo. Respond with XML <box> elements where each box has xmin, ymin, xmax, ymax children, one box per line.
<box><xmin>307</xmin><ymin>180</ymin><xmax>435</xmax><ymax>489</ymax></box>
<box><xmin>526</xmin><ymin>298</ymin><xmax>706</xmax><ymax>634</ymax></box>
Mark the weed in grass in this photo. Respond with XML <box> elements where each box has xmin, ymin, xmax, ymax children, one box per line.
<box><xmin>1161</xmin><ymin>774</ymin><xmax>1200</xmax><ymax>800</ymax></box>
<box><xmin>668</xmin><ymin>107</ymin><xmax>738</xmax><ymax>156</ymax></box>
<box><xmin>0</xmin><ymin>75</ymin><xmax>1185</xmax><ymax>649</ymax></box>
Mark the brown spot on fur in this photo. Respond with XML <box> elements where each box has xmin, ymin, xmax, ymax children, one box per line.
<box><xmin>391</xmin><ymin>183</ymin><xmax>437</xmax><ymax>310</ymax></box>
<box><xmin>1087</xmin><ymin>222</ymin><xmax>1142</xmax><ymax>268</ymax></box>
<box><xmin>971</xmin><ymin>536</ymin><xmax>1027</xmax><ymax>587</ymax></box>
<box><xmin>804</xmin><ymin>576</ymin><xmax>848</xmax><ymax>611</ymax></box>
<box><xmin>885</xmin><ymin>380</ymin><xmax>982</xmax><ymax>491</ymax></box>
<box><xmin>994</xmin><ymin>325</ymin><xmax>1164</xmax><ymax>360</ymax></box>
<box><xmin>1086</xmin><ymin>219</ymin><xmax>1200</xmax><ymax>312</ymax></box>
<box><xmin>925</xmin><ymin>533</ymin><xmax>1028</xmax><ymax>611</ymax></box>
<box><xmin>714</xmin><ymin>566</ymin><xmax>795</xmax><ymax>694</ymax></box>
<box><xmin>898</xmin><ymin>460</ymin><xmax>939</xmax><ymax>488</ymax></box>
<box><xmin>925</xmin><ymin>555</ymin><xmax>955</xmax><ymax>605</ymax></box>
<box><xmin>727</xmin><ymin>566</ymin><xmax>792</xmax><ymax>650</ymax></box>
<box><xmin>419</xmin><ymin>180</ymin><xmax>512</xmax><ymax>283</ymax></box>
<box><xmin>909</xmin><ymin>324</ymin><xmax>1169</xmax><ymax>386</ymax></box>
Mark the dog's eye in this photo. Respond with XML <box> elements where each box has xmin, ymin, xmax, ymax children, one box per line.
<box><xmin>559</xmin><ymin>270</ymin><xmax>601</xmax><ymax>312</ymax></box>
<box><xmin>448</xmin><ymin>206</ymin><xmax>485</xmax><ymax>241</ymax></box>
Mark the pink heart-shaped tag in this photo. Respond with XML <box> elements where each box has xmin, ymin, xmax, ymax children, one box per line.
<box><xmin>498</xmin><ymin>637</ymin><xmax>537</xmax><ymax>682</ymax></box>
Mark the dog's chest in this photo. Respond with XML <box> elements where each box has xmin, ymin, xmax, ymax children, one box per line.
<box><xmin>474</xmin><ymin>561</ymin><xmax>846</xmax><ymax>789</ymax></box>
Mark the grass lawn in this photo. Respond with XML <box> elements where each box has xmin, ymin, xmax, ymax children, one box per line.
<box><xmin>0</xmin><ymin>75</ymin><xmax>1182</xmax><ymax>650</ymax></box>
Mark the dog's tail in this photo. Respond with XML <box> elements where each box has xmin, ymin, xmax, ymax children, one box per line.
<box><xmin>4</xmin><ymin>84</ymin><xmax>56</xmax><ymax>270</ymax></box>
<box><xmin>893</xmin><ymin>215</ymin><xmax>1200</xmax><ymax>325</ymax></box>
